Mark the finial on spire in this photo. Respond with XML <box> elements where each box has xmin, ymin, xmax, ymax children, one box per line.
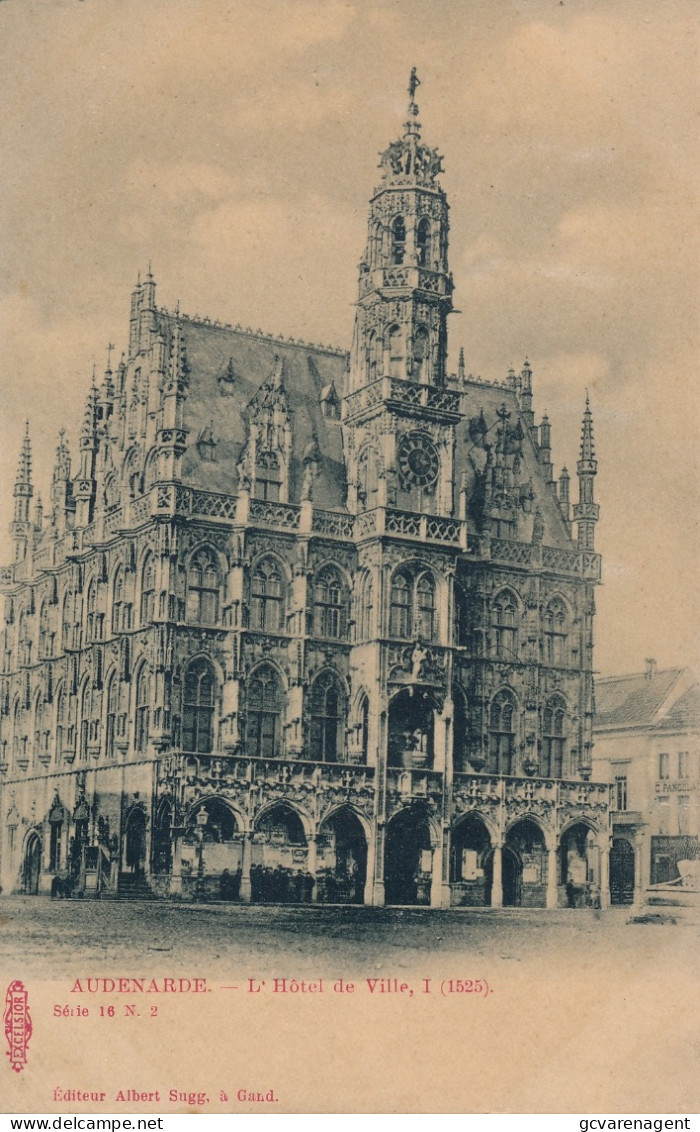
<box><xmin>408</xmin><ymin>67</ymin><xmax>420</xmax><ymax>112</ymax></box>
<box><xmin>106</xmin><ymin>342</ymin><xmax>115</xmax><ymax>371</ymax></box>
<box><xmin>16</xmin><ymin>424</ymin><xmax>32</xmax><ymax>489</ymax></box>
<box><xmin>579</xmin><ymin>394</ymin><xmax>595</xmax><ymax>463</ymax></box>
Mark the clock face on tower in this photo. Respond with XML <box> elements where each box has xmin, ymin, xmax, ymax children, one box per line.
<box><xmin>397</xmin><ymin>432</ymin><xmax>440</xmax><ymax>488</ymax></box>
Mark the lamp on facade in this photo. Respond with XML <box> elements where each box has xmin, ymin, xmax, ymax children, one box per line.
<box><xmin>194</xmin><ymin>808</ymin><xmax>208</xmax><ymax>902</ymax></box>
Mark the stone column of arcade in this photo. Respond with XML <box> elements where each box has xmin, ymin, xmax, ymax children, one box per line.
<box><xmin>372</xmin><ymin>822</ymin><xmax>386</xmax><ymax>906</ymax></box>
<box><xmin>364</xmin><ymin>825</ymin><xmax>377</xmax><ymax>906</ymax></box>
<box><xmin>598</xmin><ymin>834</ymin><xmax>611</xmax><ymax>909</ymax></box>
<box><xmin>430</xmin><ymin>833</ymin><xmax>444</xmax><ymax>908</ymax></box>
<box><xmin>491</xmin><ymin>841</ymin><xmax>503</xmax><ymax>908</ymax></box>
<box><xmin>240</xmin><ymin>832</ymin><xmax>253</xmax><ymax>903</ymax></box>
<box><xmin>633</xmin><ymin>835</ymin><xmax>645</xmax><ymax>908</ymax></box>
<box><xmin>306</xmin><ymin>834</ymin><xmax>318</xmax><ymax>903</ymax></box>
<box><xmin>546</xmin><ymin>841</ymin><xmax>559</xmax><ymax>909</ymax></box>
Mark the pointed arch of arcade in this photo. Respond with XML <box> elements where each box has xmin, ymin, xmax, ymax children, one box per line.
<box><xmin>503</xmin><ymin>815</ymin><xmax>549</xmax><ymax>908</ymax></box>
<box><xmin>450</xmin><ymin>812</ymin><xmax>496</xmax><ymax>904</ymax></box>
<box><xmin>187</xmin><ymin>795</ymin><xmax>247</xmax><ymax>840</ymax></box>
<box><xmin>253</xmin><ymin>799</ymin><xmax>313</xmax><ymax>845</ymax></box>
<box><xmin>317</xmin><ymin>804</ymin><xmax>370</xmax><ymax>905</ymax></box>
<box><xmin>384</xmin><ymin>804</ymin><xmax>441</xmax><ymax>906</ymax></box>
<box><xmin>558</xmin><ymin>818</ymin><xmax>601</xmax><ymax>908</ymax></box>
<box><xmin>152</xmin><ymin>797</ymin><xmax>174</xmax><ymax>873</ymax></box>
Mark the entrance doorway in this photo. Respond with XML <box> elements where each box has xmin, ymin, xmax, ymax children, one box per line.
<box><xmin>23</xmin><ymin>833</ymin><xmax>42</xmax><ymax>894</ymax></box>
<box><xmin>610</xmin><ymin>838</ymin><xmax>635</xmax><ymax>904</ymax></box>
<box><xmin>125</xmin><ymin>808</ymin><xmax>147</xmax><ymax>875</ymax></box>
<box><xmin>385</xmin><ymin>808</ymin><xmax>432</xmax><ymax>905</ymax></box>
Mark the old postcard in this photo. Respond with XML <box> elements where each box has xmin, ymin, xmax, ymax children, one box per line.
<box><xmin>0</xmin><ymin>0</ymin><xmax>697</xmax><ymax>1117</ymax></box>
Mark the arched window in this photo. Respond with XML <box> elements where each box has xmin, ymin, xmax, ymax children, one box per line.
<box><xmin>39</xmin><ymin>601</ymin><xmax>54</xmax><ymax>658</ymax></box>
<box><xmin>55</xmin><ymin>685</ymin><xmax>65</xmax><ymax>757</ymax></box>
<box><xmin>314</xmin><ymin>567</ymin><xmax>346</xmax><ymax>639</ymax></box>
<box><xmin>488</xmin><ymin>691</ymin><xmax>517</xmax><ymax>776</ymax></box>
<box><xmin>391</xmin><ymin>216</ymin><xmax>406</xmax><ymax>264</ymax></box>
<box><xmin>359</xmin><ymin>574</ymin><xmax>373</xmax><ymax>639</ymax></box>
<box><xmin>413</xmin><ymin>325</ymin><xmax>430</xmax><ymax>382</ymax></box>
<box><xmin>33</xmin><ymin>691</ymin><xmax>43</xmax><ymax>762</ymax></box>
<box><xmin>140</xmin><ymin>554</ymin><xmax>156</xmax><ymax>625</ymax></box>
<box><xmin>105</xmin><ymin>673</ymin><xmax>118</xmax><ymax>760</ymax></box>
<box><xmin>246</xmin><ymin>666</ymin><xmax>282</xmax><ymax>759</ymax></box>
<box><xmin>80</xmin><ymin>683</ymin><xmax>91</xmax><ymax>762</ymax></box>
<box><xmin>186</xmin><ymin>548</ymin><xmax>220</xmax><ymax>625</ymax></box>
<box><xmin>251</xmin><ymin>558</ymin><xmax>284</xmax><ymax>631</ymax></box>
<box><xmin>542</xmin><ymin>701</ymin><xmax>567</xmax><ymax>778</ymax></box>
<box><xmin>309</xmin><ymin>673</ymin><xmax>345</xmax><ymax>762</ymax></box>
<box><xmin>492</xmin><ymin>591</ymin><xmax>519</xmax><ymax>660</ymax></box>
<box><xmin>389</xmin><ymin>572</ymin><xmax>411</xmax><ymax>638</ymax></box>
<box><xmin>86</xmin><ymin>578</ymin><xmax>103</xmax><ymax>642</ymax></box>
<box><xmin>357</xmin><ymin>447</ymin><xmax>378</xmax><ymax>511</ymax></box>
<box><xmin>182</xmin><ymin>659</ymin><xmax>216</xmax><ymax>754</ymax></box>
<box><xmin>135</xmin><ymin>667</ymin><xmax>151</xmax><ymax>753</ymax></box>
<box><xmin>388</xmin><ymin>325</ymin><xmax>404</xmax><ymax>379</ymax></box>
<box><xmin>111</xmin><ymin>569</ymin><xmax>124</xmax><ymax>634</ymax></box>
<box><xmin>543</xmin><ymin>599</ymin><xmax>568</xmax><ymax>666</ymax></box>
<box><xmin>360</xmin><ymin>694</ymin><xmax>370</xmax><ymax>763</ymax></box>
<box><xmin>365</xmin><ymin>330</ymin><xmax>377</xmax><ymax>384</ymax></box>
<box><xmin>416</xmin><ymin>573</ymin><xmax>436</xmax><ymax>639</ymax></box>
<box><xmin>389</xmin><ymin>569</ymin><xmax>438</xmax><ymax>641</ymax></box>
<box><xmin>254</xmin><ymin>451</ymin><xmax>281</xmax><ymax>501</ymax></box>
<box><xmin>416</xmin><ymin>216</ymin><xmax>431</xmax><ymax>267</ymax></box>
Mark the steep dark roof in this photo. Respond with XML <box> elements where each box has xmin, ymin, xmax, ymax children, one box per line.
<box><xmin>653</xmin><ymin>684</ymin><xmax>700</xmax><ymax>733</ymax></box>
<box><xmin>158</xmin><ymin>313</ymin><xmax>349</xmax><ymax>510</ymax></box>
<box><xmin>595</xmin><ymin>668</ymin><xmax>685</xmax><ymax>730</ymax></box>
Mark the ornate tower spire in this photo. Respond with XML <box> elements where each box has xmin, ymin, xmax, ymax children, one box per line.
<box><xmin>155</xmin><ymin>311</ymin><xmax>190</xmax><ymax>483</ymax></box>
<box><xmin>11</xmin><ymin>423</ymin><xmax>33</xmax><ymax>562</ymax></box>
<box><xmin>573</xmin><ymin>394</ymin><xmax>599</xmax><ymax>549</ymax></box>
<box><xmin>348</xmin><ymin>70</ymin><xmax>452</xmax><ymax>394</ymax></box>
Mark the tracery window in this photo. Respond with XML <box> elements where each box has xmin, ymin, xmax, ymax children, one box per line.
<box><xmin>246</xmin><ymin>666</ymin><xmax>282</xmax><ymax>759</ymax></box>
<box><xmin>186</xmin><ymin>549</ymin><xmax>220</xmax><ymax>625</ymax></box>
<box><xmin>492</xmin><ymin>590</ymin><xmax>519</xmax><ymax>660</ymax></box>
<box><xmin>182</xmin><ymin>658</ymin><xmax>216</xmax><ymax>754</ymax></box>
<box><xmin>135</xmin><ymin>667</ymin><xmax>151</xmax><ymax>753</ymax></box>
<box><xmin>105</xmin><ymin>674</ymin><xmax>118</xmax><ymax>760</ymax></box>
<box><xmin>250</xmin><ymin>558</ymin><xmax>284</xmax><ymax>632</ymax></box>
<box><xmin>391</xmin><ymin>215</ymin><xmax>406</xmax><ymax>264</ymax></box>
<box><xmin>359</xmin><ymin>574</ymin><xmax>373</xmax><ymax>639</ymax></box>
<box><xmin>140</xmin><ymin>554</ymin><xmax>156</xmax><ymax>625</ymax></box>
<box><xmin>416</xmin><ymin>216</ymin><xmax>431</xmax><ymax>267</ymax></box>
<box><xmin>389</xmin><ymin>569</ymin><xmax>437</xmax><ymax>641</ymax></box>
<box><xmin>111</xmin><ymin>569</ymin><xmax>124</xmax><ymax>634</ymax></box>
<box><xmin>254</xmin><ymin>452</ymin><xmax>281</xmax><ymax>502</ymax></box>
<box><xmin>313</xmin><ymin>567</ymin><xmax>346</xmax><ymax>639</ymax></box>
<box><xmin>309</xmin><ymin>673</ymin><xmax>345</xmax><ymax>763</ymax></box>
<box><xmin>543</xmin><ymin>599</ymin><xmax>568</xmax><ymax>666</ymax></box>
<box><xmin>541</xmin><ymin>700</ymin><xmax>567</xmax><ymax>778</ymax></box>
<box><xmin>488</xmin><ymin>691</ymin><xmax>517</xmax><ymax>776</ymax></box>
<box><xmin>388</xmin><ymin>325</ymin><xmax>404</xmax><ymax>379</ymax></box>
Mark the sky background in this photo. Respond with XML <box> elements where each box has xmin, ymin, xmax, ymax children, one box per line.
<box><xmin>0</xmin><ymin>0</ymin><xmax>697</xmax><ymax>679</ymax></box>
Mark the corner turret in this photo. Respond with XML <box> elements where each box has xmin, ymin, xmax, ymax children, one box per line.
<box><xmin>572</xmin><ymin>395</ymin><xmax>599</xmax><ymax>549</ymax></box>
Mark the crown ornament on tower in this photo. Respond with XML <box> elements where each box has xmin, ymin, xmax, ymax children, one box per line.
<box><xmin>378</xmin><ymin>69</ymin><xmax>444</xmax><ymax>187</ymax></box>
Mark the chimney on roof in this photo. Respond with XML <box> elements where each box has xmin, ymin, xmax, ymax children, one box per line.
<box><xmin>645</xmin><ymin>658</ymin><xmax>657</xmax><ymax>680</ymax></box>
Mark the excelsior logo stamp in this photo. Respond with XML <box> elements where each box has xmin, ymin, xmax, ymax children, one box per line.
<box><xmin>4</xmin><ymin>980</ymin><xmax>32</xmax><ymax>1073</ymax></box>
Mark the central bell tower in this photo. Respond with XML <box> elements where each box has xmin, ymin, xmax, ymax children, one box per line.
<box><xmin>349</xmin><ymin>68</ymin><xmax>453</xmax><ymax>394</ymax></box>
<box><xmin>345</xmin><ymin>72</ymin><xmax>460</xmax><ymax>519</ymax></box>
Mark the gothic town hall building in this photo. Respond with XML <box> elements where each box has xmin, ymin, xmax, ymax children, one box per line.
<box><xmin>0</xmin><ymin>81</ymin><xmax>610</xmax><ymax>909</ymax></box>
